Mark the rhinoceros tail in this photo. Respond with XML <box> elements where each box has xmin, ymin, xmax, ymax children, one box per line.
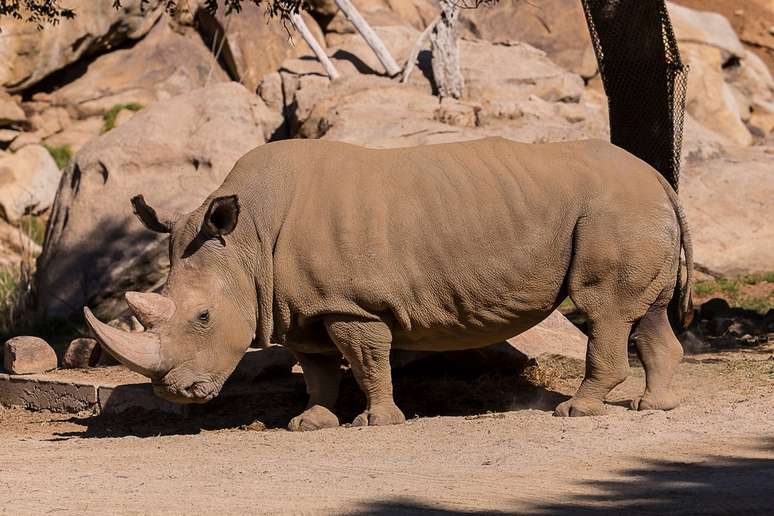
<box><xmin>655</xmin><ymin>174</ymin><xmax>694</xmax><ymax>329</ymax></box>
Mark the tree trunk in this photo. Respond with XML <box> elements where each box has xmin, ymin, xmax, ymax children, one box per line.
<box><xmin>290</xmin><ymin>12</ymin><xmax>340</xmax><ymax>80</ymax></box>
<box><xmin>401</xmin><ymin>16</ymin><xmax>439</xmax><ymax>84</ymax></box>
<box><xmin>333</xmin><ymin>0</ymin><xmax>401</xmax><ymax>77</ymax></box>
<box><xmin>430</xmin><ymin>0</ymin><xmax>464</xmax><ymax>99</ymax></box>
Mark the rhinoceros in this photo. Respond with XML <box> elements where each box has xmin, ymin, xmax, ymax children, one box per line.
<box><xmin>84</xmin><ymin>137</ymin><xmax>692</xmax><ymax>429</ymax></box>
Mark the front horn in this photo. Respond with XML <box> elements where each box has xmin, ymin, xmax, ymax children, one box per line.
<box><xmin>83</xmin><ymin>307</ymin><xmax>165</xmax><ymax>378</ymax></box>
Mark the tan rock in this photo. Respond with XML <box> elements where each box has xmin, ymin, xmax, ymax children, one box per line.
<box><xmin>0</xmin><ymin>129</ymin><xmax>21</xmax><ymax>145</ymax></box>
<box><xmin>321</xmin><ymin>0</ymin><xmax>438</xmax><ymax>33</ymax></box>
<box><xmin>43</xmin><ymin>117</ymin><xmax>104</xmax><ymax>153</ymax></box>
<box><xmin>296</xmin><ymin>76</ymin><xmax>604</xmax><ymax>148</ymax></box>
<box><xmin>681</xmin><ymin>145</ymin><xmax>774</xmax><ymax>275</ymax></box>
<box><xmin>326</xmin><ymin>25</ymin><xmax>422</xmax><ymax>77</ymax></box>
<box><xmin>3</xmin><ymin>336</ymin><xmax>57</xmax><ymax>374</ymax></box>
<box><xmin>282</xmin><ymin>37</ymin><xmax>596</xmax><ymax>145</ymax></box>
<box><xmin>0</xmin><ymin>145</ymin><xmax>60</xmax><ymax>222</ymax></box>
<box><xmin>62</xmin><ymin>338</ymin><xmax>101</xmax><ymax>369</ymax></box>
<box><xmin>461</xmin><ymin>0</ymin><xmax>596</xmax><ymax>78</ymax></box>
<box><xmin>682</xmin><ymin>43</ymin><xmax>753</xmax><ymax>146</ymax></box>
<box><xmin>0</xmin><ymin>0</ymin><xmax>163</xmax><ymax>91</ymax></box>
<box><xmin>8</xmin><ymin>132</ymin><xmax>43</xmax><ymax>152</ymax></box>
<box><xmin>0</xmin><ymin>91</ymin><xmax>26</xmax><ymax>128</ymax></box>
<box><xmin>667</xmin><ymin>2</ymin><xmax>746</xmax><ymax>60</ymax></box>
<box><xmin>506</xmin><ymin>311</ymin><xmax>587</xmax><ymax>362</ymax></box>
<box><xmin>748</xmin><ymin>98</ymin><xmax>774</xmax><ymax>137</ymax></box>
<box><xmin>390</xmin><ymin>312</ymin><xmax>584</xmax><ymax>374</ymax></box>
<box><xmin>460</xmin><ymin>40</ymin><xmax>585</xmax><ymax>104</ymax></box>
<box><xmin>36</xmin><ymin>82</ymin><xmax>283</xmax><ymax>320</ymax></box>
<box><xmin>197</xmin><ymin>3</ymin><xmax>324</xmax><ymax>93</ymax></box>
<box><xmin>47</xmin><ymin>21</ymin><xmax>228</xmax><ymax>120</ymax></box>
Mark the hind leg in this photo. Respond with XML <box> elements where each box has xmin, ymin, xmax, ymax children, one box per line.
<box><xmin>631</xmin><ymin>306</ymin><xmax>683</xmax><ymax>411</ymax></box>
<box><xmin>554</xmin><ymin>317</ymin><xmax>632</xmax><ymax>416</ymax></box>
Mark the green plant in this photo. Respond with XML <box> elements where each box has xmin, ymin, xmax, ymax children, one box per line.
<box><xmin>17</xmin><ymin>215</ymin><xmax>46</xmax><ymax>247</ymax></box>
<box><xmin>44</xmin><ymin>143</ymin><xmax>72</xmax><ymax>170</ymax></box>
<box><xmin>0</xmin><ymin>263</ymin><xmax>34</xmax><ymax>339</ymax></box>
<box><xmin>102</xmin><ymin>103</ymin><xmax>144</xmax><ymax>133</ymax></box>
<box><xmin>693</xmin><ymin>272</ymin><xmax>774</xmax><ymax>314</ymax></box>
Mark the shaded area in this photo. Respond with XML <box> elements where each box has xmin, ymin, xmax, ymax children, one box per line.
<box><xmin>51</xmin><ymin>366</ymin><xmax>567</xmax><ymax>439</ymax></box>
<box><xmin>351</xmin><ymin>439</ymin><xmax>774</xmax><ymax>515</ymax></box>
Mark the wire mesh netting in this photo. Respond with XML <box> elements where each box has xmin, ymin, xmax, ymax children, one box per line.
<box><xmin>581</xmin><ymin>0</ymin><xmax>687</xmax><ymax>191</ymax></box>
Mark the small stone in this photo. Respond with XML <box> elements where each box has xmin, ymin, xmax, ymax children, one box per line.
<box><xmin>62</xmin><ymin>338</ymin><xmax>101</xmax><ymax>369</ymax></box>
<box><xmin>3</xmin><ymin>336</ymin><xmax>57</xmax><ymax>374</ymax></box>
<box><xmin>240</xmin><ymin>420</ymin><xmax>267</xmax><ymax>432</ymax></box>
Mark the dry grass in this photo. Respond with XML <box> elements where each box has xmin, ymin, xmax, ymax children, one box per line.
<box><xmin>0</xmin><ymin>233</ymin><xmax>36</xmax><ymax>339</ymax></box>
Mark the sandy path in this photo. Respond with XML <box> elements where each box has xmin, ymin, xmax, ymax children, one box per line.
<box><xmin>2</xmin><ymin>356</ymin><xmax>772</xmax><ymax>515</ymax></box>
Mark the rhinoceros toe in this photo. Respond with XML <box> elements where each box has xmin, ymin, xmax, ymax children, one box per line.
<box><xmin>553</xmin><ymin>397</ymin><xmax>607</xmax><ymax>417</ymax></box>
<box><xmin>288</xmin><ymin>405</ymin><xmax>340</xmax><ymax>431</ymax></box>
<box><xmin>351</xmin><ymin>404</ymin><xmax>406</xmax><ymax>427</ymax></box>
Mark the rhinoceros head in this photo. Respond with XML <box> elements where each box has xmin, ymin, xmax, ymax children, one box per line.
<box><xmin>84</xmin><ymin>194</ymin><xmax>258</xmax><ymax>404</ymax></box>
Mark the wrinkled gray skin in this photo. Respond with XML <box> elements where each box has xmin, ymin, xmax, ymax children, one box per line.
<box><xmin>85</xmin><ymin>137</ymin><xmax>693</xmax><ymax>430</ymax></box>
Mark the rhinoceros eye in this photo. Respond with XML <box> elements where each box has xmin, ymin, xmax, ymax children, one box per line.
<box><xmin>198</xmin><ymin>310</ymin><xmax>210</xmax><ymax>323</ymax></box>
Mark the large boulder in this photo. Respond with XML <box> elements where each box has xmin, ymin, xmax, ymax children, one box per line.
<box><xmin>15</xmin><ymin>19</ymin><xmax>229</xmax><ymax>153</ymax></box>
<box><xmin>0</xmin><ymin>0</ymin><xmax>162</xmax><ymax>91</ymax></box>
<box><xmin>296</xmin><ymin>74</ymin><xmax>605</xmax><ymax>148</ymax></box>
<box><xmin>269</xmin><ymin>36</ymin><xmax>601</xmax><ymax>146</ymax></box>
<box><xmin>681</xmin><ymin>43</ymin><xmax>753</xmax><ymax>146</ymax></box>
<box><xmin>681</xmin><ymin>145</ymin><xmax>774</xmax><ymax>275</ymax></box>
<box><xmin>506</xmin><ymin>310</ymin><xmax>587</xmax><ymax>362</ymax></box>
<box><xmin>667</xmin><ymin>2</ymin><xmax>774</xmax><ymax>144</ymax></box>
<box><xmin>0</xmin><ymin>145</ymin><xmax>61</xmax><ymax>222</ymax></box>
<box><xmin>0</xmin><ymin>91</ymin><xmax>26</xmax><ymax>128</ymax></box>
<box><xmin>460</xmin><ymin>0</ymin><xmax>597</xmax><ymax>79</ymax></box>
<box><xmin>196</xmin><ymin>2</ymin><xmax>324</xmax><ymax>93</ymax></box>
<box><xmin>45</xmin><ymin>20</ymin><xmax>229</xmax><ymax>120</ymax></box>
<box><xmin>460</xmin><ymin>39</ymin><xmax>585</xmax><ymax>104</ymax></box>
<box><xmin>36</xmin><ymin>82</ymin><xmax>283</xmax><ymax>320</ymax></box>
<box><xmin>391</xmin><ymin>311</ymin><xmax>586</xmax><ymax>375</ymax></box>
<box><xmin>668</xmin><ymin>2</ymin><xmax>746</xmax><ymax>60</ymax></box>
<box><xmin>317</xmin><ymin>0</ymin><xmax>438</xmax><ymax>34</ymax></box>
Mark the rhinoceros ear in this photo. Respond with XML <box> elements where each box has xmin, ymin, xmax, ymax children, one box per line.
<box><xmin>131</xmin><ymin>195</ymin><xmax>175</xmax><ymax>234</ymax></box>
<box><xmin>202</xmin><ymin>195</ymin><xmax>240</xmax><ymax>238</ymax></box>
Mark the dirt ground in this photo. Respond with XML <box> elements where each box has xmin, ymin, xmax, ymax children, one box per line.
<box><xmin>2</xmin><ymin>345</ymin><xmax>772</xmax><ymax>515</ymax></box>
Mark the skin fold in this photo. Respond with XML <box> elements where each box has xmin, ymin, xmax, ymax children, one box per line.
<box><xmin>85</xmin><ymin>137</ymin><xmax>693</xmax><ymax>429</ymax></box>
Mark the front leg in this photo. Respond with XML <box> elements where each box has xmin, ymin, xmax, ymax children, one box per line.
<box><xmin>288</xmin><ymin>351</ymin><xmax>342</xmax><ymax>431</ymax></box>
<box><xmin>325</xmin><ymin>315</ymin><xmax>405</xmax><ymax>427</ymax></box>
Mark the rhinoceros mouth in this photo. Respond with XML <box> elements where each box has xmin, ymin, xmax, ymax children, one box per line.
<box><xmin>152</xmin><ymin>373</ymin><xmax>221</xmax><ymax>404</ymax></box>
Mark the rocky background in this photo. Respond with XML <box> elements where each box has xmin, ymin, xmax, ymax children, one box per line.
<box><xmin>0</xmin><ymin>0</ymin><xmax>772</xmax><ymax>350</ymax></box>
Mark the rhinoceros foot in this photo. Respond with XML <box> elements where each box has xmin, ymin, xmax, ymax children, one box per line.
<box><xmin>288</xmin><ymin>405</ymin><xmax>340</xmax><ymax>432</ymax></box>
<box><xmin>553</xmin><ymin>397</ymin><xmax>607</xmax><ymax>417</ymax></box>
<box><xmin>351</xmin><ymin>403</ymin><xmax>406</xmax><ymax>427</ymax></box>
<box><xmin>631</xmin><ymin>391</ymin><xmax>680</xmax><ymax>412</ymax></box>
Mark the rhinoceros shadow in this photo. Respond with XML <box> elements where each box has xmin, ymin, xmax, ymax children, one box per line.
<box><xmin>54</xmin><ymin>367</ymin><xmax>568</xmax><ymax>439</ymax></box>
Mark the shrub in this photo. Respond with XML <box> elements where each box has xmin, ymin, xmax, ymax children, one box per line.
<box><xmin>102</xmin><ymin>103</ymin><xmax>144</xmax><ymax>133</ymax></box>
<box><xmin>44</xmin><ymin>144</ymin><xmax>72</xmax><ymax>170</ymax></box>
